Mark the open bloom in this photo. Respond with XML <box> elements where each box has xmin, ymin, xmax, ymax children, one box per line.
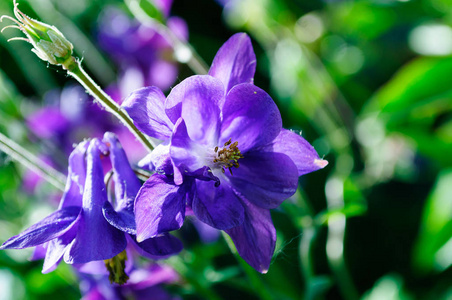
<box><xmin>0</xmin><ymin>133</ymin><xmax>181</xmax><ymax>276</ymax></box>
<box><xmin>123</xmin><ymin>33</ymin><xmax>327</xmax><ymax>272</ymax></box>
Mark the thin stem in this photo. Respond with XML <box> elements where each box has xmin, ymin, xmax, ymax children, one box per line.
<box><xmin>326</xmin><ymin>213</ymin><xmax>358</xmax><ymax>300</ymax></box>
<box><xmin>299</xmin><ymin>226</ymin><xmax>318</xmax><ymax>300</ymax></box>
<box><xmin>163</xmin><ymin>28</ymin><xmax>209</xmax><ymax>75</ymax></box>
<box><xmin>325</xmin><ymin>172</ymin><xmax>359</xmax><ymax>300</ymax></box>
<box><xmin>282</xmin><ymin>191</ymin><xmax>326</xmax><ymax>300</ymax></box>
<box><xmin>66</xmin><ymin>59</ymin><xmax>155</xmax><ymax>152</ymax></box>
<box><xmin>0</xmin><ymin>131</ymin><xmax>66</xmax><ymax>191</ymax></box>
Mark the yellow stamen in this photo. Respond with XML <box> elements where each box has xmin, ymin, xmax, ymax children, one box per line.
<box><xmin>213</xmin><ymin>139</ymin><xmax>244</xmax><ymax>176</ymax></box>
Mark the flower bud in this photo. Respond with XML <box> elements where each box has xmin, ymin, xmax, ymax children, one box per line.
<box><xmin>1</xmin><ymin>1</ymin><xmax>75</xmax><ymax>68</ymax></box>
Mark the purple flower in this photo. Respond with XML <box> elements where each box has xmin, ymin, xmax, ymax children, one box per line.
<box><xmin>122</xmin><ymin>33</ymin><xmax>327</xmax><ymax>273</ymax></box>
<box><xmin>1</xmin><ymin>134</ymin><xmax>181</xmax><ymax>273</ymax></box>
<box><xmin>101</xmin><ymin>133</ymin><xmax>183</xmax><ymax>260</ymax></box>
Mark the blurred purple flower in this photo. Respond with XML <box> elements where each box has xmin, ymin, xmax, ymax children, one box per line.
<box><xmin>97</xmin><ymin>6</ymin><xmax>188</xmax><ymax>94</ymax></box>
<box><xmin>1</xmin><ymin>134</ymin><xmax>181</xmax><ymax>273</ymax></box>
<box><xmin>122</xmin><ymin>33</ymin><xmax>328</xmax><ymax>272</ymax></box>
<box><xmin>191</xmin><ymin>218</ymin><xmax>220</xmax><ymax>244</ymax></box>
<box><xmin>26</xmin><ymin>107</ymin><xmax>70</xmax><ymax>139</ymax></box>
<box><xmin>22</xmin><ymin>85</ymin><xmax>147</xmax><ymax>199</ymax></box>
<box><xmin>25</xmin><ymin>85</ymin><xmax>146</xmax><ymax>163</ymax></box>
<box><xmin>81</xmin><ymin>263</ymin><xmax>180</xmax><ymax>300</ymax></box>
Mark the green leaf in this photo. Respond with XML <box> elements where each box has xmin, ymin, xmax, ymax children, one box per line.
<box><xmin>413</xmin><ymin>169</ymin><xmax>452</xmax><ymax>273</ymax></box>
<box><xmin>365</xmin><ymin>57</ymin><xmax>452</xmax><ymax>165</ymax></box>
<box><xmin>368</xmin><ymin>57</ymin><xmax>452</xmax><ymax>114</ymax></box>
<box><xmin>126</xmin><ymin>0</ymin><xmax>165</xmax><ymax>24</ymax></box>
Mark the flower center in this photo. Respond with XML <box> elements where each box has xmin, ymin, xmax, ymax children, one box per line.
<box><xmin>213</xmin><ymin>138</ymin><xmax>244</xmax><ymax>175</ymax></box>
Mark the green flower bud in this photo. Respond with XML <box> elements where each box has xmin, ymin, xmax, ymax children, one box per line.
<box><xmin>1</xmin><ymin>0</ymin><xmax>75</xmax><ymax>69</ymax></box>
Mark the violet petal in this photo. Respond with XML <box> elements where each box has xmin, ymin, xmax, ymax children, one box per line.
<box><xmin>208</xmin><ymin>33</ymin><xmax>256</xmax><ymax>95</ymax></box>
<box><xmin>192</xmin><ymin>181</ymin><xmax>244</xmax><ymax>230</ymax></box>
<box><xmin>191</xmin><ymin>219</ymin><xmax>220</xmax><ymax>244</ymax></box>
<box><xmin>185</xmin><ymin>166</ymin><xmax>220</xmax><ymax>185</ymax></box>
<box><xmin>225</xmin><ymin>198</ymin><xmax>276</xmax><ymax>273</ymax></box>
<box><xmin>228</xmin><ymin>151</ymin><xmax>298</xmax><ymax>209</ymax></box>
<box><xmin>102</xmin><ymin>201</ymin><xmax>136</xmax><ymax>235</ymax></box>
<box><xmin>166</xmin><ymin>75</ymin><xmax>223</xmax><ymax>143</ymax></box>
<box><xmin>131</xmin><ymin>234</ymin><xmax>183</xmax><ymax>258</ymax></box>
<box><xmin>73</xmin><ymin>260</ymin><xmax>110</xmax><ymax>275</ymax></box>
<box><xmin>147</xmin><ymin>60</ymin><xmax>179</xmax><ymax>92</ymax></box>
<box><xmin>122</xmin><ymin>86</ymin><xmax>174</xmax><ymax>140</ymax></box>
<box><xmin>220</xmin><ymin>83</ymin><xmax>282</xmax><ymax>153</ymax></box>
<box><xmin>64</xmin><ymin>140</ymin><xmax>127</xmax><ymax>264</ymax></box>
<box><xmin>42</xmin><ymin>226</ymin><xmax>78</xmax><ymax>274</ymax></box>
<box><xmin>30</xmin><ymin>244</ymin><xmax>47</xmax><ymax>261</ymax></box>
<box><xmin>270</xmin><ymin>129</ymin><xmax>328</xmax><ymax>176</ymax></box>
<box><xmin>135</xmin><ymin>174</ymin><xmax>186</xmax><ymax>242</ymax></box>
<box><xmin>103</xmin><ymin>132</ymin><xmax>141</xmax><ymax>210</ymax></box>
<box><xmin>59</xmin><ymin>141</ymin><xmax>89</xmax><ymax>208</ymax></box>
<box><xmin>0</xmin><ymin>206</ymin><xmax>80</xmax><ymax>250</ymax></box>
<box><xmin>139</xmin><ymin>141</ymin><xmax>174</xmax><ymax>175</ymax></box>
<box><xmin>169</xmin><ymin>118</ymin><xmax>204</xmax><ymax>184</ymax></box>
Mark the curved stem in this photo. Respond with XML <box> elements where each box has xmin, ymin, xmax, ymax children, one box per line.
<box><xmin>66</xmin><ymin>59</ymin><xmax>155</xmax><ymax>152</ymax></box>
<box><xmin>0</xmin><ymin>131</ymin><xmax>66</xmax><ymax>191</ymax></box>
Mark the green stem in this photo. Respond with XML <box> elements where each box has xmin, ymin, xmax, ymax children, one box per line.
<box><xmin>0</xmin><ymin>131</ymin><xmax>66</xmax><ymax>191</ymax></box>
<box><xmin>164</xmin><ymin>28</ymin><xmax>210</xmax><ymax>75</ymax></box>
<box><xmin>325</xmin><ymin>172</ymin><xmax>359</xmax><ymax>300</ymax></box>
<box><xmin>299</xmin><ymin>226</ymin><xmax>317</xmax><ymax>300</ymax></box>
<box><xmin>66</xmin><ymin>59</ymin><xmax>155</xmax><ymax>152</ymax></box>
<box><xmin>282</xmin><ymin>191</ymin><xmax>327</xmax><ymax>300</ymax></box>
<box><xmin>326</xmin><ymin>213</ymin><xmax>358</xmax><ymax>300</ymax></box>
<box><xmin>221</xmin><ymin>232</ymin><xmax>273</xmax><ymax>300</ymax></box>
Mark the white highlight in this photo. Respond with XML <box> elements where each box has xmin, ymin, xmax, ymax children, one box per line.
<box><xmin>409</xmin><ymin>24</ymin><xmax>452</xmax><ymax>56</ymax></box>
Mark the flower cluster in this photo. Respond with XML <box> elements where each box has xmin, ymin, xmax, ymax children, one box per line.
<box><xmin>1</xmin><ymin>32</ymin><xmax>326</xmax><ymax>282</ymax></box>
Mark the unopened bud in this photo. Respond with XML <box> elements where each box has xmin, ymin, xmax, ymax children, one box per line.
<box><xmin>1</xmin><ymin>1</ymin><xmax>75</xmax><ymax>69</ymax></box>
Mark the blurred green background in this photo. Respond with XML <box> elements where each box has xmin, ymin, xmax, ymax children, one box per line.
<box><xmin>1</xmin><ymin>0</ymin><xmax>452</xmax><ymax>299</ymax></box>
